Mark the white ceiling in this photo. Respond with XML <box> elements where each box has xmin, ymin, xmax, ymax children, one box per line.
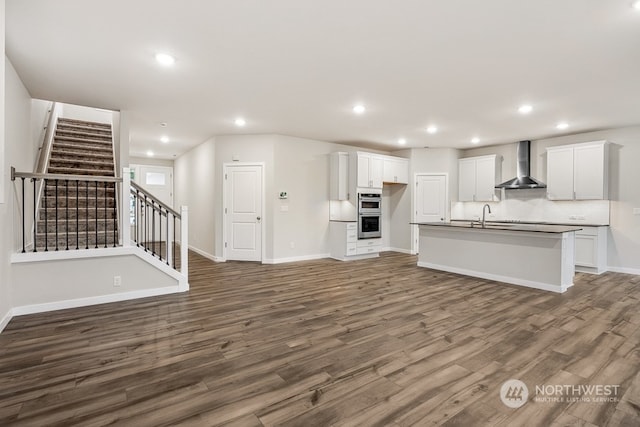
<box><xmin>6</xmin><ymin>0</ymin><xmax>640</xmax><ymax>159</ymax></box>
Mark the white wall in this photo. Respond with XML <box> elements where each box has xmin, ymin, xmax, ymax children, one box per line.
<box><xmin>30</xmin><ymin>98</ymin><xmax>51</xmax><ymax>170</ymax></box>
<box><xmin>130</xmin><ymin>156</ymin><xmax>174</xmax><ymax>168</ymax></box>
<box><xmin>59</xmin><ymin>102</ymin><xmax>113</xmax><ymax>124</ymax></box>
<box><xmin>174</xmin><ymin>137</ymin><xmax>216</xmax><ymax>258</ymax></box>
<box><xmin>272</xmin><ymin>135</ymin><xmax>335</xmax><ymax>261</ymax></box>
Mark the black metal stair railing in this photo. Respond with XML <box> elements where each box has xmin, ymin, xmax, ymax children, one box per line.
<box><xmin>130</xmin><ymin>181</ymin><xmax>182</xmax><ymax>270</ymax></box>
<box><xmin>11</xmin><ymin>167</ymin><xmax>121</xmax><ymax>252</ymax></box>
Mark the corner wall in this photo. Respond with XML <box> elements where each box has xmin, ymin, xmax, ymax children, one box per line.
<box><xmin>174</xmin><ymin>137</ymin><xmax>216</xmax><ymax>258</ymax></box>
<box><xmin>1</xmin><ymin>0</ymin><xmax>11</xmax><ymax>329</ymax></box>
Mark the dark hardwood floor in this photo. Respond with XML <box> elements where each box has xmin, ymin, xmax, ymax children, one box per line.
<box><xmin>1</xmin><ymin>251</ymin><xmax>639</xmax><ymax>426</ymax></box>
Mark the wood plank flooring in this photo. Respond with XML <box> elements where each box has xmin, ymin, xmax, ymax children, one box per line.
<box><xmin>1</xmin><ymin>251</ymin><xmax>639</xmax><ymax>426</ymax></box>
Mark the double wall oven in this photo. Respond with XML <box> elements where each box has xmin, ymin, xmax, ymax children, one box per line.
<box><xmin>358</xmin><ymin>193</ymin><xmax>382</xmax><ymax>239</ymax></box>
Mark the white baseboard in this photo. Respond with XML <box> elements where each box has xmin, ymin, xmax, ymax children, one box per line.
<box><xmin>417</xmin><ymin>261</ymin><xmax>571</xmax><ymax>294</ymax></box>
<box><xmin>382</xmin><ymin>247</ymin><xmax>413</xmax><ymax>254</ymax></box>
<box><xmin>607</xmin><ymin>266</ymin><xmax>640</xmax><ymax>275</ymax></box>
<box><xmin>11</xmin><ymin>285</ymin><xmax>186</xmax><ymax>317</ymax></box>
<box><xmin>0</xmin><ymin>309</ymin><xmax>13</xmax><ymax>333</ymax></box>
<box><xmin>263</xmin><ymin>253</ymin><xmax>330</xmax><ymax>265</ymax></box>
<box><xmin>188</xmin><ymin>245</ymin><xmax>224</xmax><ymax>262</ymax></box>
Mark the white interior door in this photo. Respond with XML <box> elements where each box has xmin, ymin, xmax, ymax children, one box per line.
<box><xmin>413</xmin><ymin>174</ymin><xmax>448</xmax><ymax>253</ymax></box>
<box><xmin>224</xmin><ymin>164</ymin><xmax>263</xmax><ymax>261</ymax></box>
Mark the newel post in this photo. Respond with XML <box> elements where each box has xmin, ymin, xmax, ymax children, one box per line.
<box><xmin>180</xmin><ymin>205</ymin><xmax>189</xmax><ymax>282</ymax></box>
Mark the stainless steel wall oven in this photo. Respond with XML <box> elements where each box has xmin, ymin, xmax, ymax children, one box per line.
<box><xmin>358</xmin><ymin>193</ymin><xmax>382</xmax><ymax>239</ymax></box>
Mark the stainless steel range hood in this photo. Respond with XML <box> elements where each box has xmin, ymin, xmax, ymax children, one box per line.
<box><xmin>495</xmin><ymin>140</ymin><xmax>546</xmax><ymax>189</ymax></box>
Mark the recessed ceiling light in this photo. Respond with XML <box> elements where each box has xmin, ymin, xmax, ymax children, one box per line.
<box><xmin>556</xmin><ymin>122</ymin><xmax>569</xmax><ymax>130</ymax></box>
<box><xmin>161</xmin><ymin>136</ymin><xmax>169</xmax><ymax>143</ymax></box>
<box><xmin>160</xmin><ymin>122</ymin><xmax>167</xmax><ymax>127</ymax></box>
<box><xmin>398</xmin><ymin>138</ymin><xmax>407</xmax><ymax>145</ymax></box>
<box><xmin>633</xmin><ymin>0</ymin><xmax>640</xmax><ymax>10</ymax></box>
<box><xmin>518</xmin><ymin>104</ymin><xmax>533</xmax><ymax>114</ymax></box>
<box><xmin>146</xmin><ymin>150</ymin><xmax>154</xmax><ymax>157</ymax></box>
<box><xmin>155</xmin><ymin>53</ymin><xmax>175</xmax><ymax>66</ymax></box>
<box><xmin>234</xmin><ymin>118</ymin><xmax>246</xmax><ymax>127</ymax></box>
<box><xmin>426</xmin><ymin>126</ymin><xmax>438</xmax><ymax>134</ymax></box>
<box><xmin>471</xmin><ymin>137</ymin><xmax>480</xmax><ymax>144</ymax></box>
<box><xmin>353</xmin><ymin>104</ymin><xmax>366</xmax><ymax>115</ymax></box>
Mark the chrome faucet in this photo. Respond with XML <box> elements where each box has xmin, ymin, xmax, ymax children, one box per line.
<box><xmin>482</xmin><ymin>204</ymin><xmax>492</xmax><ymax>228</ymax></box>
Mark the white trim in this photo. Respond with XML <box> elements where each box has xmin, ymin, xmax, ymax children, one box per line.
<box><xmin>188</xmin><ymin>245</ymin><xmax>219</xmax><ymax>262</ymax></box>
<box><xmin>0</xmin><ymin>309</ymin><xmax>13</xmax><ymax>333</ymax></box>
<box><xmin>262</xmin><ymin>253</ymin><xmax>329</xmax><ymax>264</ymax></box>
<box><xmin>606</xmin><ymin>266</ymin><xmax>640</xmax><ymax>276</ymax></box>
<box><xmin>381</xmin><ymin>247</ymin><xmax>413</xmax><ymax>254</ymax></box>
<box><xmin>417</xmin><ymin>261</ymin><xmax>572</xmax><ymax>294</ymax></box>
<box><xmin>11</xmin><ymin>286</ymin><xmax>185</xmax><ymax>317</ymax></box>
<box><xmin>222</xmin><ymin>162</ymin><xmax>266</xmax><ymax>262</ymax></box>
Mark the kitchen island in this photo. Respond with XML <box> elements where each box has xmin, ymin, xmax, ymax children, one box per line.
<box><xmin>416</xmin><ymin>222</ymin><xmax>582</xmax><ymax>293</ymax></box>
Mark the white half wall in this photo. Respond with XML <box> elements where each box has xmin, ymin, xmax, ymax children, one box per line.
<box><xmin>11</xmin><ymin>252</ymin><xmax>181</xmax><ymax>312</ymax></box>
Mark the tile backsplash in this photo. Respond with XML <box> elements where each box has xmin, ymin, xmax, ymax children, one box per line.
<box><xmin>451</xmin><ymin>188</ymin><xmax>610</xmax><ymax>225</ymax></box>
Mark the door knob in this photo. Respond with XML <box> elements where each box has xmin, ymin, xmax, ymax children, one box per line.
<box><xmin>257</xmin><ymin>216</ymin><xmax>261</xmax><ymax>221</ymax></box>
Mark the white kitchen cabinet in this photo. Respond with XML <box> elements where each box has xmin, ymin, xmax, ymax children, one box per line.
<box><xmin>546</xmin><ymin>141</ymin><xmax>608</xmax><ymax>200</ymax></box>
<box><xmin>329</xmin><ymin>152</ymin><xmax>349</xmax><ymax>200</ymax></box>
<box><xmin>575</xmin><ymin>226</ymin><xmax>608</xmax><ymax>274</ymax></box>
<box><xmin>353</xmin><ymin>152</ymin><xmax>383</xmax><ymax>189</ymax></box>
<box><xmin>458</xmin><ymin>155</ymin><xmax>500</xmax><ymax>202</ymax></box>
<box><xmin>329</xmin><ymin>222</ymin><xmax>379</xmax><ymax>260</ymax></box>
<box><xmin>382</xmin><ymin>156</ymin><xmax>409</xmax><ymax>184</ymax></box>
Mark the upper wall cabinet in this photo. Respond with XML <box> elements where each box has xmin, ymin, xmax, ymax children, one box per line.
<box><xmin>330</xmin><ymin>151</ymin><xmax>349</xmax><ymax>200</ymax></box>
<box><xmin>546</xmin><ymin>141</ymin><xmax>609</xmax><ymax>200</ymax></box>
<box><xmin>382</xmin><ymin>156</ymin><xmax>409</xmax><ymax>184</ymax></box>
<box><xmin>352</xmin><ymin>152</ymin><xmax>384</xmax><ymax>189</ymax></box>
<box><xmin>458</xmin><ymin>155</ymin><xmax>501</xmax><ymax>202</ymax></box>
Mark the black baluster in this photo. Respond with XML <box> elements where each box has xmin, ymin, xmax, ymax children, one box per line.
<box><xmin>94</xmin><ymin>180</ymin><xmax>98</xmax><ymax>248</ymax></box>
<box><xmin>44</xmin><ymin>179</ymin><xmax>49</xmax><ymax>252</ymax></box>
<box><xmin>32</xmin><ymin>178</ymin><xmax>37</xmax><ymax>253</ymax></box>
<box><xmin>104</xmin><ymin>181</ymin><xmax>108</xmax><ymax>248</ymax></box>
<box><xmin>65</xmin><ymin>180</ymin><xmax>69</xmax><ymax>251</ymax></box>
<box><xmin>173</xmin><ymin>215</ymin><xmax>176</xmax><ymax>268</ymax></box>
<box><xmin>159</xmin><ymin>206</ymin><xmax>163</xmax><ymax>261</ymax></box>
<box><xmin>55</xmin><ymin>179</ymin><xmax>59</xmax><ymax>251</ymax></box>
<box><xmin>20</xmin><ymin>177</ymin><xmax>25</xmax><ymax>253</ymax></box>
<box><xmin>76</xmin><ymin>181</ymin><xmax>79</xmax><ymax>250</ymax></box>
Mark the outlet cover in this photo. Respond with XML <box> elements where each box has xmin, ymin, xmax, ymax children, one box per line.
<box><xmin>113</xmin><ymin>276</ymin><xmax>122</xmax><ymax>287</ymax></box>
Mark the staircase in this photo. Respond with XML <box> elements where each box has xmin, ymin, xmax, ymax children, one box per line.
<box><xmin>36</xmin><ymin>118</ymin><xmax>119</xmax><ymax>250</ymax></box>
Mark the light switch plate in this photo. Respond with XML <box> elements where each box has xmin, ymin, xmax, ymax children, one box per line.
<box><xmin>633</xmin><ymin>208</ymin><xmax>640</xmax><ymax>215</ymax></box>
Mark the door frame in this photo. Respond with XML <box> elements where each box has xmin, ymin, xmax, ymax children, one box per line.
<box><xmin>222</xmin><ymin>162</ymin><xmax>266</xmax><ymax>262</ymax></box>
<box><xmin>412</xmin><ymin>173</ymin><xmax>449</xmax><ymax>254</ymax></box>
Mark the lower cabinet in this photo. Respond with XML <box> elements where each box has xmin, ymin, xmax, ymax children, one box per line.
<box><xmin>575</xmin><ymin>226</ymin><xmax>608</xmax><ymax>274</ymax></box>
<box><xmin>329</xmin><ymin>222</ymin><xmax>381</xmax><ymax>261</ymax></box>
